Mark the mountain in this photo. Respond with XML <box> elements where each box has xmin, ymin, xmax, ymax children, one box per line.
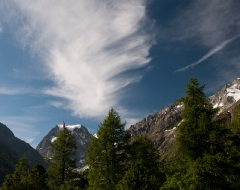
<box><xmin>0</xmin><ymin>122</ymin><xmax>47</xmax><ymax>185</ymax></box>
<box><xmin>128</xmin><ymin>101</ymin><xmax>184</xmax><ymax>157</ymax></box>
<box><xmin>128</xmin><ymin>78</ymin><xmax>240</xmax><ymax>156</ymax></box>
<box><xmin>36</xmin><ymin>124</ymin><xmax>92</xmax><ymax>168</ymax></box>
<box><xmin>209</xmin><ymin>78</ymin><xmax>240</xmax><ymax>111</ymax></box>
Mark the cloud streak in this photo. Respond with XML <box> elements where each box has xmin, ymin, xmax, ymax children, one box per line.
<box><xmin>175</xmin><ymin>34</ymin><xmax>240</xmax><ymax>73</ymax></box>
<box><xmin>3</xmin><ymin>0</ymin><xmax>153</xmax><ymax>118</ymax></box>
<box><xmin>0</xmin><ymin>86</ymin><xmax>30</xmax><ymax>95</ymax></box>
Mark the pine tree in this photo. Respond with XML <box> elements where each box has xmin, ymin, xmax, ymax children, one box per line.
<box><xmin>116</xmin><ymin>136</ymin><xmax>165</xmax><ymax>190</ymax></box>
<box><xmin>47</xmin><ymin>127</ymin><xmax>77</xmax><ymax>189</ymax></box>
<box><xmin>87</xmin><ymin>108</ymin><xmax>130</xmax><ymax>190</ymax></box>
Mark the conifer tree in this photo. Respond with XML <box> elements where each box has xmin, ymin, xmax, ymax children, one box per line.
<box><xmin>87</xmin><ymin>108</ymin><xmax>130</xmax><ymax>190</ymax></box>
<box><xmin>176</xmin><ymin>78</ymin><xmax>219</xmax><ymax>160</ymax></box>
<box><xmin>116</xmin><ymin>136</ymin><xmax>165</xmax><ymax>190</ymax></box>
<box><xmin>28</xmin><ymin>164</ymin><xmax>48</xmax><ymax>190</ymax></box>
<box><xmin>47</xmin><ymin>127</ymin><xmax>77</xmax><ymax>189</ymax></box>
<box><xmin>162</xmin><ymin>78</ymin><xmax>240</xmax><ymax>189</ymax></box>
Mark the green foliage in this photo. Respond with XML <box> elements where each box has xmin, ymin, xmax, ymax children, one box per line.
<box><xmin>28</xmin><ymin>164</ymin><xmax>48</xmax><ymax>190</ymax></box>
<box><xmin>176</xmin><ymin>78</ymin><xmax>219</xmax><ymax>160</ymax></box>
<box><xmin>87</xmin><ymin>108</ymin><xmax>130</xmax><ymax>190</ymax></box>
<box><xmin>116</xmin><ymin>136</ymin><xmax>165</xmax><ymax>190</ymax></box>
<box><xmin>47</xmin><ymin>128</ymin><xmax>77</xmax><ymax>189</ymax></box>
<box><xmin>162</xmin><ymin>78</ymin><xmax>240</xmax><ymax>190</ymax></box>
<box><xmin>1</xmin><ymin>156</ymin><xmax>48</xmax><ymax>190</ymax></box>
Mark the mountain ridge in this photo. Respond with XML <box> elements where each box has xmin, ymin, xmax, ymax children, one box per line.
<box><xmin>128</xmin><ymin>78</ymin><xmax>240</xmax><ymax>156</ymax></box>
<box><xmin>0</xmin><ymin>122</ymin><xmax>47</xmax><ymax>184</ymax></box>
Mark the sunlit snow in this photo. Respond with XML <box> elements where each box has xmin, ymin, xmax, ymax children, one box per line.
<box><xmin>51</xmin><ymin>136</ymin><xmax>57</xmax><ymax>142</ymax></box>
<box><xmin>176</xmin><ymin>104</ymin><xmax>183</xmax><ymax>108</ymax></box>
<box><xmin>57</xmin><ymin>124</ymin><xmax>82</xmax><ymax>131</ymax></box>
<box><xmin>227</xmin><ymin>84</ymin><xmax>240</xmax><ymax>102</ymax></box>
<box><xmin>213</xmin><ymin>102</ymin><xmax>223</xmax><ymax>108</ymax></box>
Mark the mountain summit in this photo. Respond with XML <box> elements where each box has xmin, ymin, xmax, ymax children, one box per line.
<box><xmin>209</xmin><ymin>78</ymin><xmax>240</xmax><ymax>111</ymax></box>
<box><xmin>36</xmin><ymin>124</ymin><xmax>92</xmax><ymax>168</ymax></box>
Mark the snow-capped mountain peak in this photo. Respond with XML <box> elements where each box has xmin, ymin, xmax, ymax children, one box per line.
<box><xmin>37</xmin><ymin>124</ymin><xmax>92</xmax><ymax>169</ymax></box>
<box><xmin>226</xmin><ymin>84</ymin><xmax>240</xmax><ymax>101</ymax></box>
<box><xmin>210</xmin><ymin>78</ymin><xmax>240</xmax><ymax>110</ymax></box>
<box><xmin>57</xmin><ymin>124</ymin><xmax>82</xmax><ymax>131</ymax></box>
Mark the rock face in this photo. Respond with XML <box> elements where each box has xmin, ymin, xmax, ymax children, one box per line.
<box><xmin>0</xmin><ymin>123</ymin><xmax>47</xmax><ymax>185</ymax></box>
<box><xmin>128</xmin><ymin>101</ymin><xmax>184</xmax><ymax>155</ymax></box>
<box><xmin>209</xmin><ymin>78</ymin><xmax>240</xmax><ymax>111</ymax></box>
<box><xmin>128</xmin><ymin>78</ymin><xmax>240</xmax><ymax>155</ymax></box>
<box><xmin>36</xmin><ymin>124</ymin><xmax>92</xmax><ymax>168</ymax></box>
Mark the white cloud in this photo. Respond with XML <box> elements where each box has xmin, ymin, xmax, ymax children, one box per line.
<box><xmin>3</xmin><ymin>0</ymin><xmax>153</xmax><ymax>118</ymax></box>
<box><xmin>175</xmin><ymin>34</ymin><xmax>240</xmax><ymax>72</ymax></box>
<box><xmin>125</xmin><ymin>117</ymin><xmax>140</xmax><ymax>129</ymax></box>
<box><xmin>0</xmin><ymin>86</ymin><xmax>29</xmax><ymax>95</ymax></box>
<box><xmin>47</xmin><ymin>101</ymin><xmax>64</xmax><ymax>108</ymax></box>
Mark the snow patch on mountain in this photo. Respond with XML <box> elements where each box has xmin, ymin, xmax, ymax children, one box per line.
<box><xmin>57</xmin><ymin>124</ymin><xmax>82</xmax><ymax>131</ymax></box>
<box><xmin>213</xmin><ymin>102</ymin><xmax>223</xmax><ymax>108</ymax></box>
<box><xmin>51</xmin><ymin>136</ymin><xmax>57</xmax><ymax>143</ymax></box>
<box><xmin>210</xmin><ymin>78</ymin><xmax>240</xmax><ymax>111</ymax></box>
<box><xmin>226</xmin><ymin>84</ymin><xmax>240</xmax><ymax>102</ymax></box>
<box><xmin>165</xmin><ymin>127</ymin><xmax>176</xmax><ymax>132</ymax></box>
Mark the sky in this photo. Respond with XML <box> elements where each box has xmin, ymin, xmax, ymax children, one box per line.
<box><xmin>0</xmin><ymin>0</ymin><xmax>240</xmax><ymax>148</ymax></box>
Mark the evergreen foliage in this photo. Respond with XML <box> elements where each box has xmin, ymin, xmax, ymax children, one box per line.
<box><xmin>87</xmin><ymin>108</ymin><xmax>130</xmax><ymax>190</ymax></box>
<box><xmin>162</xmin><ymin>78</ymin><xmax>240</xmax><ymax>190</ymax></box>
<box><xmin>28</xmin><ymin>164</ymin><xmax>48</xmax><ymax>190</ymax></box>
<box><xmin>47</xmin><ymin>128</ymin><xmax>77</xmax><ymax>189</ymax></box>
<box><xmin>176</xmin><ymin>78</ymin><xmax>219</xmax><ymax>160</ymax></box>
<box><xmin>1</xmin><ymin>156</ymin><xmax>48</xmax><ymax>190</ymax></box>
<box><xmin>116</xmin><ymin>135</ymin><xmax>165</xmax><ymax>190</ymax></box>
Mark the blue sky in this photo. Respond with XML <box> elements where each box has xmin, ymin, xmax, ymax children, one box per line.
<box><xmin>0</xmin><ymin>0</ymin><xmax>240</xmax><ymax>148</ymax></box>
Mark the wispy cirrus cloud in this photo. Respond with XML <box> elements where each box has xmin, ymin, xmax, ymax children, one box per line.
<box><xmin>1</xmin><ymin>0</ymin><xmax>153</xmax><ymax>119</ymax></box>
<box><xmin>156</xmin><ymin>0</ymin><xmax>240</xmax><ymax>77</ymax></box>
<box><xmin>175</xmin><ymin>34</ymin><xmax>240</xmax><ymax>72</ymax></box>
<box><xmin>164</xmin><ymin>0</ymin><xmax>240</xmax><ymax>47</ymax></box>
<box><xmin>0</xmin><ymin>86</ymin><xmax>30</xmax><ymax>95</ymax></box>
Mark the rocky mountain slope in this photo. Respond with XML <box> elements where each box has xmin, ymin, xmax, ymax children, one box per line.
<box><xmin>129</xmin><ymin>101</ymin><xmax>184</xmax><ymax>155</ymax></box>
<box><xmin>36</xmin><ymin>124</ymin><xmax>92</xmax><ymax>168</ymax></box>
<box><xmin>128</xmin><ymin>78</ymin><xmax>240</xmax><ymax>156</ymax></box>
<box><xmin>209</xmin><ymin>78</ymin><xmax>240</xmax><ymax>111</ymax></box>
<box><xmin>0</xmin><ymin>123</ymin><xmax>47</xmax><ymax>185</ymax></box>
